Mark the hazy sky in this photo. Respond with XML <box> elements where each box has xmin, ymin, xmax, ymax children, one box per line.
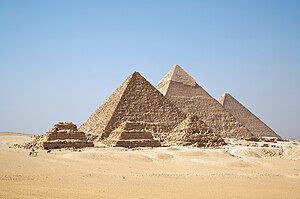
<box><xmin>0</xmin><ymin>0</ymin><xmax>299</xmax><ymax>139</ymax></box>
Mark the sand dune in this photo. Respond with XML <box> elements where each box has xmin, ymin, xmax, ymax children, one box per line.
<box><xmin>0</xmin><ymin>133</ymin><xmax>299</xmax><ymax>199</ymax></box>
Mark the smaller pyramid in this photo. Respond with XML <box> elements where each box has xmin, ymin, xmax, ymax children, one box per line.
<box><xmin>42</xmin><ymin>122</ymin><xmax>94</xmax><ymax>149</ymax></box>
<box><xmin>166</xmin><ymin>116</ymin><xmax>226</xmax><ymax>147</ymax></box>
<box><xmin>105</xmin><ymin>121</ymin><xmax>161</xmax><ymax>148</ymax></box>
<box><xmin>16</xmin><ymin>122</ymin><xmax>94</xmax><ymax>150</ymax></box>
<box><xmin>218</xmin><ymin>93</ymin><xmax>281</xmax><ymax>139</ymax></box>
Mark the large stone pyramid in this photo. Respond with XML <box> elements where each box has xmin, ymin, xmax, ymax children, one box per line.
<box><xmin>156</xmin><ymin>65</ymin><xmax>253</xmax><ymax>138</ymax></box>
<box><xmin>79</xmin><ymin>72</ymin><xmax>186</xmax><ymax>141</ymax></box>
<box><xmin>218</xmin><ymin>93</ymin><xmax>281</xmax><ymax>139</ymax></box>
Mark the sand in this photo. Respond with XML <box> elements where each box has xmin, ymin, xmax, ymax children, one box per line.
<box><xmin>0</xmin><ymin>133</ymin><xmax>299</xmax><ymax>199</ymax></box>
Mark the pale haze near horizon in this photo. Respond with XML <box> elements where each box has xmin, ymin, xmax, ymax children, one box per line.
<box><xmin>0</xmin><ymin>1</ymin><xmax>299</xmax><ymax>139</ymax></box>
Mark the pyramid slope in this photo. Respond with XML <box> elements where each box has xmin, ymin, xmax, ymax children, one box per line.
<box><xmin>80</xmin><ymin>72</ymin><xmax>186</xmax><ymax>140</ymax></box>
<box><xmin>156</xmin><ymin>65</ymin><xmax>253</xmax><ymax>138</ymax></box>
<box><xmin>218</xmin><ymin>93</ymin><xmax>281</xmax><ymax>139</ymax></box>
<box><xmin>79</xmin><ymin>73</ymin><xmax>133</xmax><ymax>135</ymax></box>
<box><xmin>166</xmin><ymin>116</ymin><xmax>225</xmax><ymax>147</ymax></box>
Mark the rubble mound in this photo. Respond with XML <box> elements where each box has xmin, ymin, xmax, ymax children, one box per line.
<box><xmin>105</xmin><ymin>121</ymin><xmax>161</xmax><ymax>148</ymax></box>
<box><xmin>166</xmin><ymin>116</ymin><xmax>226</xmax><ymax>147</ymax></box>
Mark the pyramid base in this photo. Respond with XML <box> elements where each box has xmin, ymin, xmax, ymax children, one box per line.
<box><xmin>42</xmin><ymin>140</ymin><xmax>94</xmax><ymax>150</ymax></box>
<box><xmin>114</xmin><ymin>139</ymin><xmax>161</xmax><ymax>148</ymax></box>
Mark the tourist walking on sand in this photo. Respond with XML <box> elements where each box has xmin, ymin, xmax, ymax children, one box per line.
<box><xmin>29</xmin><ymin>147</ymin><xmax>37</xmax><ymax>157</ymax></box>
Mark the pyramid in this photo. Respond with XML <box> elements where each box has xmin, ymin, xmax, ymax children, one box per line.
<box><xmin>16</xmin><ymin>122</ymin><xmax>94</xmax><ymax>150</ymax></box>
<box><xmin>218</xmin><ymin>93</ymin><xmax>281</xmax><ymax>139</ymax></box>
<box><xmin>156</xmin><ymin>65</ymin><xmax>254</xmax><ymax>138</ymax></box>
<box><xmin>166</xmin><ymin>115</ymin><xmax>226</xmax><ymax>147</ymax></box>
<box><xmin>104</xmin><ymin>121</ymin><xmax>161</xmax><ymax>148</ymax></box>
<box><xmin>79</xmin><ymin>72</ymin><xmax>186</xmax><ymax>141</ymax></box>
<box><xmin>42</xmin><ymin>122</ymin><xmax>94</xmax><ymax>149</ymax></box>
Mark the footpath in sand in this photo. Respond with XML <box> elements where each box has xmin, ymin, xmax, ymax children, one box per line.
<box><xmin>0</xmin><ymin>133</ymin><xmax>299</xmax><ymax>199</ymax></box>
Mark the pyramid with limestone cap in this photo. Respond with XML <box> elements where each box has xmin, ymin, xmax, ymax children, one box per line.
<box><xmin>156</xmin><ymin>65</ymin><xmax>254</xmax><ymax>138</ymax></box>
<box><xmin>79</xmin><ymin>72</ymin><xmax>186</xmax><ymax>141</ymax></box>
<box><xmin>218</xmin><ymin>93</ymin><xmax>281</xmax><ymax>139</ymax></box>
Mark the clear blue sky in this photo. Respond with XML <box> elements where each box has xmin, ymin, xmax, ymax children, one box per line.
<box><xmin>0</xmin><ymin>0</ymin><xmax>299</xmax><ymax>139</ymax></box>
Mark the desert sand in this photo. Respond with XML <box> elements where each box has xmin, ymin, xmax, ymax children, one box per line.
<box><xmin>0</xmin><ymin>132</ymin><xmax>299</xmax><ymax>199</ymax></box>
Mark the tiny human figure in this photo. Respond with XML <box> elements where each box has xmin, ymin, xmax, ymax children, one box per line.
<box><xmin>29</xmin><ymin>147</ymin><xmax>38</xmax><ymax>157</ymax></box>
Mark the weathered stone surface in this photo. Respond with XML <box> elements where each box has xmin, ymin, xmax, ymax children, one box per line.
<box><xmin>156</xmin><ymin>65</ymin><xmax>253</xmax><ymax>139</ymax></box>
<box><xmin>42</xmin><ymin>140</ymin><xmax>94</xmax><ymax>150</ymax></box>
<box><xmin>166</xmin><ymin>115</ymin><xmax>226</xmax><ymax>147</ymax></box>
<box><xmin>46</xmin><ymin>122</ymin><xmax>88</xmax><ymax>141</ymax></box>
<box><xmin>16</xmin><ymin>122</ymin><xmax>94</xmax><ymax>150</ymax></box>
<box><xmin>105</xmin><ymin>121</ymin><xmax>161</xmax><ymax>148</ymax></box>
<box><xmin>43</xmin><ymin>122</ymin><xmax>94</xmax><ymax>149</ymax></box>
<box><xmin>218</xmin><ymin>93</ymin><xmax>282</xmax><ymax>139</ymax></box>
<box><xmin>51</xmin><ymin>122</ymin><xmax>77</xmax><ymax>131</ymax></box>
<box><xmin>115</xmin><ymin>140</ymin><xmax>161</xmax><ymax>148</ymax></box>
<box><xmin>79</xmin><ymin>72</ymin><xmax>186</xmax><ymax>141</ymax></box>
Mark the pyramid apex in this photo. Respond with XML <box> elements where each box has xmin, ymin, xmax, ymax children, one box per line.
<box><xmin>132</xmin><ymin>71</ymin><xmax>141</xmax><ymax>76</ymax></box>
<box><xmin>129</xmin><ymin>71</ymin><xmax>145</xmax><ymax>80</ymax></box>
<box><xmin>222</xmin><ymin>92</ymin><xmax>230</xmax><ymax>97</ymax></box>
<box><xmin>173</xmin><ymin>64</ymin><xmax>182</xmax><ymax>69</ymax></box>
<box><xmin>218</xmin><ymin>93</ymin><xmax>232</xmax><ymax>105</ymax></box>
<box><xmin>156</xmin><ymin>65</ymin><xmax>196</xmax><ymax>88</ymax></box>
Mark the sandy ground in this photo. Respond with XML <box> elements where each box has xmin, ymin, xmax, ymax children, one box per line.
<box><xmin>0</xmin><ymin>133</ymin><xmax>299</xmax><ymax>199</ymax></box>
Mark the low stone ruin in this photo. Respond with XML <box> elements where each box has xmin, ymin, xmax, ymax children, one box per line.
<box><xmin>14</xmin><ymin>122</ymin><xmax>94</xmax><ymax>150</ymax></box>
<box><xmin>261</xmin><ymin>137</ymin><xmax>279</xmax><ymax>143</ymax></box>
<box><xmin>104</xmin><ymin>121</ymin><xmax>161</xmax><ymax>148</ymax></box>
<box><xmin>166</xmin><ymin>116</ymin><xmax>226</xmax><ymax>147</ymax></box>
<box><xmin>42</xmin><ymin>122</ymin><xmax>94</xmax><ymax>149</ymax></box>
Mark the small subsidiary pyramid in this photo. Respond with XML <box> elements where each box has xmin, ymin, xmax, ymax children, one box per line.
<box><xmin>166</xmin><ymin>115</ymin><xmax>226</xmax><ymax>147</ymax></box>
<box><xmin>218</xmin><ymin>93</ymin><xmax>282</xmax><ymax>139</ymax></box>
<box><xmin>156</xmin><ymin>65</ymin><xmax>254</xmax><ymax>138</ymax></box>
<box><xmin>105</xmin><ymin>121</ymin><xmax>161</xmax><ymax>148</ymax></box>
<box><xmin>79</xmin><ymin>72</ymin><xmax>186</xmax><ymax>141</ymax></box>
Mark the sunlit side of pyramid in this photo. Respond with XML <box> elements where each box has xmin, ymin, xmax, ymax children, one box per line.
<box><xmin>156</xmin><ymin>65</ymin><xmax>254</xmax><ymax>138</ymax></box>
<box><xmin>79</xmin><ymin>72</ymin><xmax>186</xmax><ymax>141</ymax></box>
<box><xmin>218</xmin><ymin>93</ymin><xmax>282</xmax><ymax>139</ymax></box>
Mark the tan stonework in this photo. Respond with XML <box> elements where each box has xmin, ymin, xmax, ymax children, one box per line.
<box><xmin>15</xmin><ymin>122</ymin><xmax>94</xmax><ymax>150</ymax></box>
<box><xmin>104</xmin><ymin>121</ymin><xmax>161</xmax><ymax>148</ymax></box>
<box><xmin>218</xmin><ymin>93</ymin><xmax>281</xmax><ymax>139</ymax></box>
<box><xmin>156</xmin><ymin>65</ymin><xmax>254</xmax><ymax>138</ymax></box>
<box><xmin>42</xmin><ymin>122</ymin><xmax>94</xmax><ymax>149</ymax></box>
<box><xmin>79</xmin><ymin>72</ymin><xmax>186</xmax><ymax>141</ymax></box>
<box><xmin>166</xmin><ymin>115</ymin><xmax>226</xmax><ymax>147</ymax></box>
